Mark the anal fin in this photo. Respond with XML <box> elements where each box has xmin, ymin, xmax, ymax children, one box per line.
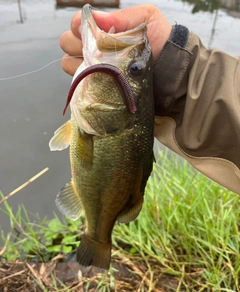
<box><xmin>55</xmin><ymin>181</ymin><xmax>81</xmax><ymax>220</ymax></box>
<box><xmin>117</xmin><ymin>197</ymin><xmax>143</xmax><ymax>224</ymax></box>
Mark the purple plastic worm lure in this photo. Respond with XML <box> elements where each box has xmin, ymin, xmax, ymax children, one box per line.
<box><xmin>63</xmin><ymin>63</ymin><xmax>137</xmax><ymax>116</ymax></box>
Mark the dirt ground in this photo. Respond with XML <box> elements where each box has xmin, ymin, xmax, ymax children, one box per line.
<box><xmin>0</xmin><ymin>255</ymin><xmax>180</xmax><ymax>292</ymax></box>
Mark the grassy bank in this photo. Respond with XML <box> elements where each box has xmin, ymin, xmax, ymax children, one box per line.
<box><xmin>1</xmin><ymin>150</ymin><xmax>240</xmax><ymax>291</ymax></box>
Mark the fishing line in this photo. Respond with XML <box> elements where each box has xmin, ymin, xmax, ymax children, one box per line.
<box><xmin>0</xmin><ymin>55</ymin><xmax>83</xmax><ymax>81</ymax></box>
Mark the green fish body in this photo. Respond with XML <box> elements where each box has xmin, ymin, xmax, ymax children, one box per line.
<box><xmin>49</xmin><ymin>4</ymin><xmax>154</xmax><ymax>270</ymax></box>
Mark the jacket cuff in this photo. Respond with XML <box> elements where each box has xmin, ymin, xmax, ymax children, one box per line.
<box><xmin>153</xmin><ymin>25</ymin><xmax>193</xmax><ymax>116</ymax></box>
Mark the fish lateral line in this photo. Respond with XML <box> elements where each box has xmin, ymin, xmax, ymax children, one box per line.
<box><xmin>63</xmin><ymin>63</ymin><xmax>137</xmax><ymax>116</ymax></box>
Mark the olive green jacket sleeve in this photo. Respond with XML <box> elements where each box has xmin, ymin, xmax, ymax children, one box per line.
<box><xmin>153</xmin><ymin>24</ymin><xmax>240</xmax><ymax>194</ymax></box>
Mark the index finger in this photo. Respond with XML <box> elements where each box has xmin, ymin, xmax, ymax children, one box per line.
<box><xmin>70</xmin><ymin>5</ymin><xmax>158</xmax><ymax>38</ymax></box>
<box><xmin>71</xmin><ymin>11</ymin><xmax>82</xmax><ymax>39</ymax></box>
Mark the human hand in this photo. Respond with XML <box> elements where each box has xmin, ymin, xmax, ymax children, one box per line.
<box><xmin>60</xmin><ymin>4</ymin><xmax>172</xmax><ymax>76</ymax></box>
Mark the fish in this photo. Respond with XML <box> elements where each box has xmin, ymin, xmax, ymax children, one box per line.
<box><xmin>49</xmin><ymin>4</ymin><xmax>154</xmax><ymax>270</ymax></box>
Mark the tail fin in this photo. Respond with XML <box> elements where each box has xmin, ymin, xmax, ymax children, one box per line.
<box><xmin>77</xmin><ymin>235</ymin><xmax>112</xmax><ymax>270</ymax></box>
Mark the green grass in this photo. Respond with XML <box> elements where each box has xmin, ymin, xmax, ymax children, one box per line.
<box><xmin>113</xmin><ymin>150</ymin><xmax>240</xmax><ymax>291</ymax></box>
<box><xmin>1</xmin><ymin>149</ymin><xmax>240</xmax><ymax>291</ymax></box>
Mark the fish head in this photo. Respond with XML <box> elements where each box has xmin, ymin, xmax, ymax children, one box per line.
<box><xmin>80</xmin><ymin>4</ymin><xmax>149</xmax><ymax>68</ymax></box>
<box><xmin>68</xmin><ymin>4</ymin><xmax>152</xmax><ymax>136</ymax></box>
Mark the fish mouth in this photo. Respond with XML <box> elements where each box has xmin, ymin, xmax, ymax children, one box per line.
<box><xmin>81</xmin><ymin>4</ymin><xmax>147</xmax><ymax>66</ymax></box>
<box><xmin>64</xmin><ymin>5</ymin><xmax>148</xmax><ymax>117</ymax></box>
<box><xmin>63</xmin><ymin>63</ymin><xmax>136</xmax><ymax>116</ymax></box>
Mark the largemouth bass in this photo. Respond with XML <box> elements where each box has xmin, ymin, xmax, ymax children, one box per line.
<box><xmin>49</xmin><ymin>4</ymin><xmax>154</xmax><ymax>270</ymax></box>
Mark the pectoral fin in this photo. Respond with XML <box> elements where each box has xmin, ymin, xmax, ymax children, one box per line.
<box><xmin>117</xmin><ymin>197</ymin><xmax>143</xmax><ymax>224</ymax></box>
<box><xmin>49</xmin><ymin>120</ymin><xmax>72</xmax><ymax>151</ymax></box>
<box><xmin>55</xmin><ymin>181</ymin><xmax>82</xmax><ymax>220</ymax></box>
<box><xmin>77</xmin><ymin>128</ymin><xmax>93</xmax><ymax>166</ymax></box>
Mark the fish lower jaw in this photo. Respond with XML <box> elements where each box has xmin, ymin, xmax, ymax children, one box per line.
<box><xmin>71</xmin><ymin>102</ymin><xmax>126</xmax><ymax>136</ymax></box>
<box><xmin>89</xmin><ymin>102</ymin><xmax>126</xmax><ymax>111</ymax></box>
<box><xmin>72</xmin><ymin>109</ymin><xmax>98</xmax><ymax>136</ymax></box>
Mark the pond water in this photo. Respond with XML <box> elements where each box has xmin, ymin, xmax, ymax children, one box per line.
<box><xmin>0</xmin><ymin>0</ymin><xmax>239</xmax><ymax>239</ymax></box>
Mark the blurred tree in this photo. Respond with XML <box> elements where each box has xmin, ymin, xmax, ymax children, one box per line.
<box><xmin>181</xmin><ymin>0</ymin><xmax>221</xmax><ymax>13</ymax></box>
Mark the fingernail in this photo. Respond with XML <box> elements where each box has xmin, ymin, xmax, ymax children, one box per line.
<box><xmin>93</xmin><ymin>10</ymin><xmax>109</xmax><ymax>16</ymax></box>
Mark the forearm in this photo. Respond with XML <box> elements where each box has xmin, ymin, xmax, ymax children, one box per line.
<box><xmin>153</xmin><ymin>25</ymin><xmax>240</xmax><ymax>194</ymax></box>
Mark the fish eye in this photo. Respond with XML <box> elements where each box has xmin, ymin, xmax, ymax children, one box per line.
<box><xmin>129</xmin><ymin>61</ymin><xmax>143</xmax><ymax>76</ymax></box>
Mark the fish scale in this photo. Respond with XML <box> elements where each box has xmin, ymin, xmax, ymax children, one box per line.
<box><xmin>49</xmin><ymin>3</ymin><xmax>154</xmax><ymax>270</ymax></box>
